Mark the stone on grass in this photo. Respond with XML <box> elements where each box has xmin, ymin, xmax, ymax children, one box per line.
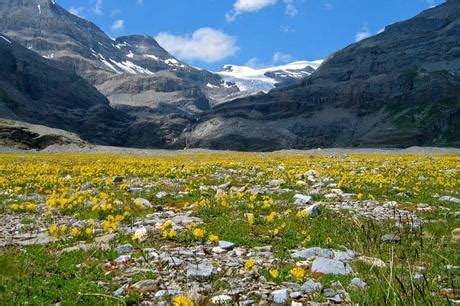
<box><xmin>210</xmin><ymin>294</ymin><xmax>233</xmax><ymax>304</ymax></box>
<box><xmin>130</xmin><ymin>279</ymin><xmax>158</xmax><ymax>292</ymax></box>
<box><xmin>311</xmin><ymin>258</ymin><xmax>352</xmax><ymax>275</ymax></box>
<box><xmin>112</xmin><ymin>176</ymin><xmax>124</xmax><ymax>183</ymax></box>
<box><xmin>301</xmin><ymin>279</ymin><xmax>323</xmax><ymax>294</ymax></box>
<box><xmin>356</xmin><ymin>256</ymin><xmax>386</xmax><ymax>268</ymax></box>
<box><xmin>350</xmin><ymin>278</ymin><xmax>368</xmax><ymax>289</ymax></box>
<box><xmin>291</xmin><ymin>247</ymin><xmax>334</xmax><ymax>259</ymax></box>
<box><xmin>115</xmin><ymin>243</ymin><xmax>134</xmax><ymax>254</ymax></box>
<box><xmin>293</xmin><ymin>194</ymin><xmax>312</xmax><ymax>205</ymax></box>
<box><xmin>439</xmin><ymin>196</ymin><xmax>460</xmax><ymax>204</ymax></box>
<box><xmin>452</xmin><ymin>228</ymin><xmax>460</xmax><ymax>243</ymax></box>
<box><xmin>134</xmin><ymin>198</ymin><xmax>152</xmax><ymax>208</ymax></box>
<box><xmin>381</xmin><ymin>234</ymin><xmax>401</xmax><ymax>243</ymax></box>
<box><xmin>186</xmin><ymin>262</ymin><xmax>214</xmax><ymax>280</ymax></box>
<box><xmin>218</xmin><ymin>241</ymin><xmax>235</xmax><ymax>250</ymax></box>
<box><xmin>271</xmin><ymin>289</ymin><xmax>289</xmax><ymax>304</ymax></box>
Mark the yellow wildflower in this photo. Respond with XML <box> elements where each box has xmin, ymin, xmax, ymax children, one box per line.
<box><xmin>290</xmin><ymin>266</ymin><xmax>307</xmax><ymax>281</ymax></box>
<box><xmin>244</xmin><ymin>258</ymin><xmax>256</xmax><ymax>271</ymax></box>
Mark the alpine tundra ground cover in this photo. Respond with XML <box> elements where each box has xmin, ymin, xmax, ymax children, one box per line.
<box><xmin>0</xmin><ymin>152</ymin><xmax>459</xmax><ymax>305</ymax></box>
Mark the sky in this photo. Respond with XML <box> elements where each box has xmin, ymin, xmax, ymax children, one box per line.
<box><xmin>57</xmin><ymin>0</ymin><xmax>445</xmax><ymax>71</ymax></box>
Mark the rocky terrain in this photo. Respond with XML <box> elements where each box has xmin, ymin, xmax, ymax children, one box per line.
<box><xmin>189</xmin><ymin>0</ymin><xmax>460</xmax><ymax>150</ymax></box>
<box><xmin>0</xmin><ymin>0</ymin><xmax>459</xmax><ymax>151</ymax></box>
<box><xmin>0</xmin><ymin>153</ymin><xmax>458</xmax><ymax>304</ymax></box>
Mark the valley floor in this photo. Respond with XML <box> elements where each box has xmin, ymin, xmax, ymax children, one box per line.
<box><xmin>0</xmin><ymin>152</ymin><xmax>459</xmax><ymax>305</ymax></box>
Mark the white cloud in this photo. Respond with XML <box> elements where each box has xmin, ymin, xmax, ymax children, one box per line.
<box><xmin>92</xmin><ymin>0</ymin><xmax>103</xmax><ymax>15</ymax></box>
<box><xmin>111</xmin><ymin>19</ymin><xmax>125</xmax><ymax>32</ymax></box>
<box><xmin>69</xmin><ymin>6</ymin><xmax>84</xmax><ymax>17</ymax></box>
<box><xmin>281</xmin><ymin>25</ymin><xmax>295</xmax><ymax>33</ymax></box>
<box><xmin>155</xmin><ymin>27</ymin><xmax>238</xmax><ymax>63</ymax></box>
<box><xmin>355</xmin><ymin>24</ymin><xmax>371</xmax><ymax>42</ymax></box>
<box><xmin>283</xmin><ymin>0</ymin><xmax>298</xmax><ymax>17</ymax></box>
<box><xmin>226</xmin><ymin>0</ymin><xmax>277</xmax><ymax>22</ymax></box>
<box><xmin>272</xmin><ymin>52</ymin><xmax>293</xmax><ymax>64</ymax></box>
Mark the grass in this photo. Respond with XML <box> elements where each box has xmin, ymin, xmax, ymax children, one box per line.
<box><xmin>0</xmin><ymin>153</ymin><xmax>458</xmax><ymax>305</ymax></box>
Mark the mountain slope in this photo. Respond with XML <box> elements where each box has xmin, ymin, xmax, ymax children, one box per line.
<box><xmin>0</xmin><ymin>34</ymin><xmax>129</xmax><ymax>145</ymax></box>
<box><xmin>189</xmin><ymin>0</ymin><xmax>460</xmax><ymax>150</ymax></box>
<box><xmin>0</xmin><ymin>0</ymin><xmax>238</xmax><ymax>112</ymax></box>
<box><xmin>217</xmin><ymin>60</ymin><xmax>322</xmax><ymax>94</ymax></box>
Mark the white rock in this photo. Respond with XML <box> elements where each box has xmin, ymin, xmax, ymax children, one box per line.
<box><xmin>210</xmin><ymin>294</ymin><xmax>232</xmax><ymax>304</ymax></box>
<box><xmin>439</xmin><ymin>196</ymin><xmax>460</xmax><ymax>204</ymax></box>
<box><xmin>271</xmin><ymin>289</ymin><xmax>289</xmax><ymax>304</ymax></box>
<box><xmin>311</xmin><ymin>258</ymin><xmax>353</xmax><ymax>275</ymax></box>
<box><xmin>293</xmin><ymin>194</ymin><xmax>312</xmax><ymax>205</ymax></box>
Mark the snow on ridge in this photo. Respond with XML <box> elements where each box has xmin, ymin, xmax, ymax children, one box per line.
<box><xmin>0</xmin><ymin>36</ymin><xmax>11</xmax><ymax>43</ymax></box>
<box><xmin>217</xmin><ymin>60</ymin><xmax>323</xmax><ymax>93</ymax></box>
<box><xmin>126</xmin><ymin>51</ymin><xmax>134</xmax><ymax>58</ymax></box>
<box><xmin>143</xmin><ymin>54</ymin><xmax>159</xmax><ymax>61</ymax></box>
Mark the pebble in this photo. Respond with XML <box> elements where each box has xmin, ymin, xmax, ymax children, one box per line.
<box><xmin>130</xmin><ymin>279</ymin><xmax>158</xmax><ymax>292</ymax></box>
<box><xmin>112</xmin><ymin>176</ymin><xmax>124</xmax><ymax>183</ymax></box>
<box><xmin>291</xmin><ymin>247</ymin><xmax>334</xmax><ymax>259</ymax></box>
<box><xmin>134</xmin><ymin>198</ymin><xmax>152</xmax><ymax>208</ymax></box>
<box><xmin>115</xmin><ymin>243</ymin><xmax>134</xmax><ymax>254</ymax></box>
<box><xmin>301</xmin><ymin>279</ymin><xmax>323</xmax><ymax>294</ymax></box>
<box><xmin>311</xmin><ymin>258</ymin><xmax>353</xmax><ymax>275</ymax></box>
<box><xmin>210</xmin><ymin>294</ymin><xmax>232</xmax><ymax>304</ymax></box>
<box><xmin>219</xmin><ymin>241</ymin><xmax>235</xmax><ymax>250</ymax></box>
<box><xmin>381</xmin><ymin>234</ymin><xmax>401</xmax><ymax>243</ymax></box>
<box><xmin>293</xmin><ymin>194</ymin><xmax>312</xmax><ymax>205</ymax></box>
<box><xmin>439</xmin><ymin>196</ymin><xmax>460</xmax><ymax>204</ymax></box>
<box><xmin>271</xmin><ymin>289</ymin><xmax>289</xmax><ymax>304</ymax></box>
<box><xmin>350</xmin><ymin>278</ymin><xmax>368</xmax><ymax>289</ymax></box>
<box><xmin>356</xmin><ymin>256</ymin><xmax>386</xmax><ymax>268</ymax></box>
<box><xmin>186</xmin><ymin>262</ymin><xmax>214</xmax><ymax>279</ymax></box>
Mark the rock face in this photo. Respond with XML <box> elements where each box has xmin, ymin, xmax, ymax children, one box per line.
<box><xmin>0</xmin><ymin>0</ymin><xmax>459</xmax><ymax>150</ymax></box>
<box><xmin>0</xmin><ymin>0</ymin><xmax>238</xmax><ymax>149</ymax></box>
<box><xmin>189</xmin><ymin>0</ymin><xmax>460</xmax><ymax>150</ymax></box>
<box><xmin>0</xmin><ymin>36</ymin><xmax>129</xmax><ymax>146</ymax></box>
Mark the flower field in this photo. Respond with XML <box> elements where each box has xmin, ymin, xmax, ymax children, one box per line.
<box><xmin>0</xmin><ymin>152</ymin><xmax>459</xmax><ymax>305</ymax></box>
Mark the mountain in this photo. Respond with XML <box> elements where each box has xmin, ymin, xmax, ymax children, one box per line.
<box><xmin>0</xmin><ymin>0</ymin><xmax>239</xmax><ymax>114</ymax></box>
<box><xmin>188</xmin><ymin>0</ymin><xmax>460</xmax><ymax>150</ymax></box>
<box><xmin>0</xmin><ymin>34</ymin><xmax>129</xmax><ymax>145</ymax></box>
<box><xmin>217</xmin><ymin>60</ymin><xmax>323</xmax><ymax>94</ymax></box>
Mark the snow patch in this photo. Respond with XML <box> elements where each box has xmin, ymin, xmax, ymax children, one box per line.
<box><xmin>109</xmin><ymin>59</ymin><xmax>154</xmax><ymax>75</ymax></box>
<box><xmin>37</xmin><ymin>4</ymin><xmax>41</xmax><ymax>14</ymax></box>
<box><xmin>217</xmin><ymin>60</ymin><xmax>323</xmax><ymax>93</ymax></box>
<box><xmin>126</xmin><ymin>51</ymin><xmax>134</xmax><ymax>58</ymax></box>
<box><xmin>143</xmin><ymin>54</ymin><xmax>159</xmax><ymax>61</ymax></box>
<box><xmin>206</xmin><ymin>83</ymin><xmax>219</xmax><ymax>89</ymax></box>
<box><xmin>0</xmin><ymin>36</ymin><xmax>11</xmax><ymax>43</ymax></box>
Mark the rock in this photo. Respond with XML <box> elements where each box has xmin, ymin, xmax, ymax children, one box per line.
<box><xmin>333</xmin><ymin>250</ymin><xmax>357</xmax><ymax>262</ymax></box>
<box><xmin>412</xmin><ymin>273</ymin><xmax>424</xmax><ymax>282</ymax></box>
<box><xmin>156</xmin><ymin>191</ymin><xmax>168</xmax><ymax>199</ymax></box>
<box><xmin>115</xmin><ymin>243</ymin><xmax>134</xmax><ymax>254</ymax></box>
<box><xmin>129</xmin><ymin>187</ymin><xmax>143</xmax><ymax>193</ymax></box>
<box><xmin>381</xmin><ymin>234</ymin><xmax>401</xmax><ymax>243</ymax></box>
<box><xmin>154</xmin><ymin>289</ymin><xmax>182</xmax><ymax>298</ymax></box>
<box><xmin>271</xmin><ymin>289</ymin><xmax>289</xmax><ymax>304</ymax></box>
<box><xmin>114</xmin><ymin>254</ymin><xmax>132</xmax><ymax>264</ymax></box>
<box><xmin>134</xmin><ymin>198</ymin><xmax>152</xmax><ymax>208</ymax></box>
<box><xmin>133</xmin><ymin>227</ymin><xmax>148</xmax><ymax>242</ymax></box>
<box><xmin>452</xmin><ymin>228</ymin><xmax>460</xmax><ymax>243</ymax></box>
<box><xmin>301</xmin><ymin>279</ymin><xmax>323</xmax><ymax>294</ymax></box>
<box><xmin>211</xmin><ymin>247</ymin><xmax>226</xmax><ymax>254</ymax></box>
<box><xmin>305</xmin><ymin>203</ymin><xmax>320</xmax><ymax>216</ymax></box>
<box><xmin>186</xmin><ymin>262</ymin><xmax>214</xmax><ymax>279</ymax></box>
<box><xmin>219</xmin><ymin>241</ymin><xmax>235</xmax><ymax>250</ymax></box>
<box><xmin>112</xmin><ymin>176</ymin><xmax>124</xmax><ymax>183</ymax></box>
<box><xmin>113</xmin><ymin>284</ymin><xmax>128</xmax><ymax>296</ymax></box>
<box><xmin>350</xmin><ymin>278</ymin><xmax>368</xmax><ymax>289</ymax></box>
<box><xmin>291</xmin><ymin>247</ymin><xmax>334</xmax><ymax>259</ymax></box>
<box><xmin>356</xmin><ymin>256</ymin><xmax>386</xmax><ymax>268</ymax></box>
<box><xmin>130</xmin><ymin>279</ymin><xmax>158</xmax><ymax>292</ymax></box>
<box><xmin>291</xmin><ymin>302</ymin><xmax>303</xmax><ymax>306</ymax></box>
<box><xmin>293</xmin><ymin>194</ymin><xmax>312</xmax><ymax>206</ymax></box>
<box><xmin>81</xmin><ymin>183</ymin><xmax>93</xmax><ymax>191</ymax></box>
<box><xmin>311</xmin><ymin>258</ymin><xmax>353</xmax><ymax>275</ymax></box>
<box><xmin>439</xmin><ymin>196</ymin><xmax>460</xmax><ymax>204</ymax></box>
<box><xmin>290</xmin><ymin>291</ymin><xmax>302</xmax><ymax>299</ymax></box>
<box><xmin>11</xmin><ymin>232</ymin><xmax>57</xmax><ymax>246</ymax></box>
<box><xmin>210</xmin><ymin>294</ymin><xmax>233</xmax><ymax>304</ymax></box>
<box><xmin>172</xmin><ymin>215</ymin><xmax>203</xmax><ymax>225</ymax></box>
<box><xmin>268</xmin><ymin>179</ymin><xmax>285</xmax><ymax>188</ymax></box>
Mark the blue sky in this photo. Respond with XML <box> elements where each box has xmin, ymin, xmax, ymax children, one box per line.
<box><xmin>57</xmin><ymin>0</ymin><xmax>444</xmax><ymax>71</ymax></box>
